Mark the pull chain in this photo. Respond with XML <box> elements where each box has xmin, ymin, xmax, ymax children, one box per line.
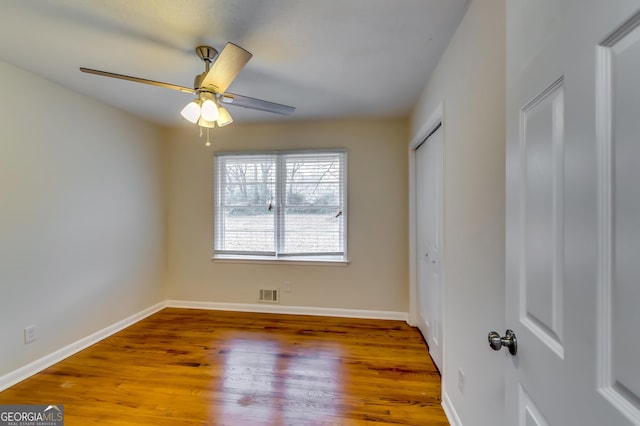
<box><xmin>198</xmin><ymin>126</ymin><xmax>212</xmax><ymax>147</ymax></box>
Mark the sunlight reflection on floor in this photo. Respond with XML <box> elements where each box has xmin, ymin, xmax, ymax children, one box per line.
<box><xmin>217</xmin><ymin>336</ymin><xmax>343</xmax><ymax>425</ymax></box>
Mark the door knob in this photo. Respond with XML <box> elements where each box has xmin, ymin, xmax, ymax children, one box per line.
<box><xmin>488</xmin><ymin>329</ymin><xmax>517</xmax><ymax>355</ymax></box>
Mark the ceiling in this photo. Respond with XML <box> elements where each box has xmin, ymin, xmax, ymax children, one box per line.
<box><xmin>0</xmin><ymin>0</ymin><xmax>468</xmax><ymax>126</ymax></box>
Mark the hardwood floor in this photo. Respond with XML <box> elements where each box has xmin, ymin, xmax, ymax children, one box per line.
<box><xmin>0</xmin><ymin>308</ymin><xmax>447</xmax><ymax>425</ymax></box>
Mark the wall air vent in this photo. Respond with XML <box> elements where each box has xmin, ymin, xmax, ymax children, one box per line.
<box><xmin>258</xmin><ymin>289</ymin><xmax>279</xmax><ymax>303</ymax></box>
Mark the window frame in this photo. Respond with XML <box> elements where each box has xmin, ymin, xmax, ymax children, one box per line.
<box><xmin>213</xmin><ymin>149</ymin><xmax>348</xmax><ymax>264</ymax></box>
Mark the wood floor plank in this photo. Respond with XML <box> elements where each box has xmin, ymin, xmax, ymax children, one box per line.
<box><xmin>0</xmin><ymin>308</ymin><xmax>447</xmax><ymax>425</ymax></box>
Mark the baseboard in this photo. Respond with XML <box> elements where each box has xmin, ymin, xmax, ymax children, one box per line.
<box><xmin>166</xmin><ymin>299</ymin><xmax>408</xmax><ymax>321</ymax></box>
<box><xmin>442</xmin><ymin>390</ymin><xmax>463</xmax><ymax>426</ymax></box>
<box><xmin>0</xmin><ymin>301</ymin><xmax>167</xmax><ymax>392</ymax></box>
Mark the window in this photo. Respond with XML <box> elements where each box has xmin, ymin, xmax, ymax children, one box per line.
<box><xmin>214</xmin><ymin>150</ymin><xmax>347</xmax><ymax>262</ymax></box>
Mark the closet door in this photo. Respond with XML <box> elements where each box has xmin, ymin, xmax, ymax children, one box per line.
<box><xmin>415</xmin><ymin>124</ymin><xmax>443</xmax><ymax>371</ymax></box>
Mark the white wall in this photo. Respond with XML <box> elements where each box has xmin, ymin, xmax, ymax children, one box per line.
<box><xmin>411</xmin><ymin>0</ymin><xmax>506</xmax><ymax>424</ymax></box>
<box><xmin>0</xmin><ymin>60</ymin><xmax>167</xmax><ymax>377</ymax></box>
<box><xmin>166</xmin><ymin>119</ymin><xmax>408</xmax><ymax>313</ymax></box>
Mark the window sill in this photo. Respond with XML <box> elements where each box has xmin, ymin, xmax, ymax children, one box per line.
<box><xmin>211</xmin><ymin>254</ymin><xmax>350</xmax><ymax>266</ymax></box>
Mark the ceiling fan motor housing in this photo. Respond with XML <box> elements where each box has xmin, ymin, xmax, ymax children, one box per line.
<box><xmin>193</xmin><ymin>73</ymin><xmax>207</xmax><ymax>92</ymax></box>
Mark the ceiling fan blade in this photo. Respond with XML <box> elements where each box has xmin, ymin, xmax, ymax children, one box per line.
<box><xmin>221</xmin><ymin>92</ymin><xmax>295</xmax><ymax>115</ymax></box>
<box><xmin>79</xmin><ymin>68</ymin><xmax>195</xmax><ymax>94</ymax></box>
<box><xmin>200</xmin><ymin>43</ymin><xmax>252</xmax><ymax>93</ymax></box>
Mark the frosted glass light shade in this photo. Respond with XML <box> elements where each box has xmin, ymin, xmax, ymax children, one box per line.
<box><xmin>180</xmin><ymin>101</ymin><xmax>201</xmax><ymax>123</ymax></box>
<box><xmin>198</xmin><ymin>117</ymin><xmax>216</xmax><ymax>128</ymax></box>
<box><xmin>200</xmin><ymin>99</ymin><xmax>219</xmax><ymax>121</ymax></box>
<box><xmin>216</xmin><ymin>106</ymin><xmax>233</xmax><ymax>127</ymax></box>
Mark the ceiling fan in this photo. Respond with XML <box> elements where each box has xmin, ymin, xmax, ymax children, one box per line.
<box><xmin>80</xmin><ymin>43</ymin><xmax>295</xmax><ymax>134</ymax></box>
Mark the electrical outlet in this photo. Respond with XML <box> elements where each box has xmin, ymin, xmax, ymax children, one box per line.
<box><xmin>283</xmin><ymin>281</ymin><xmax>293</xmax><ymax>293</ymax></box>
<box><xmin>24</xmin><ymin>325</ymin><xmax>37</xmax><ymax>344</ymax></box>
<box><xmin>458</xmin><ymin>368</ymin><xmax>465</xmax><ymax>393</ymax></box>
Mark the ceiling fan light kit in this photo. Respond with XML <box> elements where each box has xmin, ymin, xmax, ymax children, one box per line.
<box><xmin>200</xmin><ymin>98</ymin><xmax>219</xmax><ymax>121</ymax></box>
<box><xmin>180</xmin><ymin>99</ymin><xmax>201</xmax><ymax>123</ymax></box>
<box><xmin>197</xmin><ymin>116</ymin><xmax>216</xmax><ymax>129</ymax></box>
<box><xmin>216</xmin><ymin>106</ymin><xmax>233</xmax><ymax>127</ymax></box>
<box><xmin>80</xmin><ymin>43</ymin><xmax>294</xmax><ymax>146</ymax></box>
<box><xmin>181</xmin><ymin>92</ymin><xmax>234</xmax><ymax>128</ymax></box>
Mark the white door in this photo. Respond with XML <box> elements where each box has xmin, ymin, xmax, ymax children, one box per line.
<box><xmin>415</xmin><ymin>123</ymin><xmax>443</xmax><ymax>371</ymax></box>
<box><xmin>503</xmin><ymin>1</ymin><xmax>640</xmax><ymax>424</ymax></box>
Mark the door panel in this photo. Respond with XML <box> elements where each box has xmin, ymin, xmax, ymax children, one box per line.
<box><xmin>521</xmin><ymin>79</ymin><xmax>565</xmax><ymax>356</ymax></box>
<box><xmin>519</xmin><ymin>385</ymin><xmax>549</xmax><ymax>426</ymax></box>
<box><xmin>506</xmin><ymin>1</ymin><xmax>640</xmax><ymax>424</ymax></box>
<box><xmin>598</xmin><ymin>10</ymin><xmax>640</xmax><ymax>418</ymax></box>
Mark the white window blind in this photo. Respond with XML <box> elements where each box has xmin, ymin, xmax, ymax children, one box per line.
<box><xmin>214</xmin><ymin>150</ymin><xmax>347</xmax><ymax>261</ymax></box>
